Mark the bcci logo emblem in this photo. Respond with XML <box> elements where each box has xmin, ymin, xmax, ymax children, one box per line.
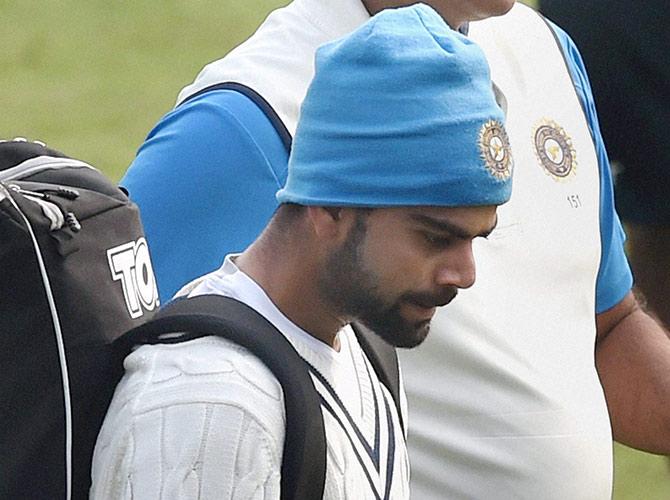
<box><xmin>533</xmin><ymin>120</ymin><xmax>576</xmax><ymax>180</ymax></box>
<box><xmin>479</xmin><ymin>120</ymin><xmax>513</xmax><ymax>181</ymax></box>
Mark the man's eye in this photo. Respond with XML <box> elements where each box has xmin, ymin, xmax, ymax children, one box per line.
<box><xmin>424</xmin><ymin>233</ymin><xmax>451</xmax><ymax>247</ymax></box>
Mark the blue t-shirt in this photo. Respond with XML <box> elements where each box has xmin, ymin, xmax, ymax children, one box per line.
<box><xmin>123</xmin><ymin>90</ymin><xmax>289</xmax><ymax>302</ymax></box>
<box><xmin>123</xmin><ymin>25</ymin><xmax>632</xmax><ymax>310</ymax></box>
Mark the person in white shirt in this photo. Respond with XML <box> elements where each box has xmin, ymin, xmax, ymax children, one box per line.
<box><xmin>90</xmin><ymin>6</ymin><xmax>513</xmax><ymax>499</ymax></box>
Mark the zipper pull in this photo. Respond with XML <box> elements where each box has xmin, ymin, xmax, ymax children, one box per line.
<box><xmin>64</xmin><ymin>212</ymin><xmax>81</xmax><ymax>232</ymax></box>
<box><xmin>45</xmin><ymin>187</ymin><xmax>80</xmax><ymax>200</ymax></box>
<box><xmin>8</xmin><ymin>184</ymin><xmax>80</xmax><ymax>201</ymax></box>
<box><xmin>7</xmin><ymin>184</ymin><xmax>82</xmax><ymax>233</ymax></box>
<box><xmin>8</xmin><ymin>184</ymin><xmax>50</xmax><ymax>200</ymax></box>
<box><xmin>8</xmin><ymin>184</ymin><xmax>65</xmax><ymax>230</ymax></box>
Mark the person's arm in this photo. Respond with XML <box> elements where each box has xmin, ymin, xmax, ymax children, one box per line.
<box><xmin>90</xmin><ymin>400</ymin><xmax>283</xmax><ymax>499</ymax></box>
<box><xmin>90</xmin><ymin>341</ymin><xmax>286</xmax><ymax>499</ymax></box>
<box><xmin>122</xmin><ymin>90</ymin><xmax>289</xmax><ymax>302</ymax></box>
<box><xmin>596</xmin><ymin>292</ymin><xmax>670</xmax><ymax>453</ymax></box>
<box><xmin>550</xmin><ymin>20</ymin><xmax>670</xmax><ymax>453</ymax></box>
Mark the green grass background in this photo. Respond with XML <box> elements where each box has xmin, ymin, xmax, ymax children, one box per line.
<box><xmin>2</xmin><ymin>1</ymin><xmax>668</xmax><ymax>498</ymax></box>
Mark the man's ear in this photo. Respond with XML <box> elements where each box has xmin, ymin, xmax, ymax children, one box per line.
<box><xmin>306</xmin><ymin>206</ymin><xmax>353</xmax><ymax>240</ymax></box>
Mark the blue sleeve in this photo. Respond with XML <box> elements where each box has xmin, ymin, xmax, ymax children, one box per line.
<box><xmin>549</xmin><ymin>21</ymin><xmax>633</xmax><ymax>313</ymax></box>
<box><xmin>122</xmin><ymin>90</ymin><xmax>289</xmax><ymax>303</ymax></box>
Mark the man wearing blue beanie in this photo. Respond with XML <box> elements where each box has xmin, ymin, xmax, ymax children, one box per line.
<box><xmin>116</xmin><ymin>0</ymin><xmax>670</xmax><ymax>497</ymax></box>
<box><xmin>110</xmin><ymin>0</ymin><xmax>670</xmax><ymax>492</ymax></box>
<box><xmin>91</xmin><ymin>6</ymin><xmax>510</xmax><ymax>499</ymax></box>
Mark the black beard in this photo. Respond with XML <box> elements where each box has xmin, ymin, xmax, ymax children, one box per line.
<box><xmin>355</xmin><ymin>286</ymin><xmax>456</xmax><ymax>348</ymax></box>
<box><xmin>357</xmin><ymin>302</ymin><xmax>432</xmax><ymax>348</ymax></box>
<box><xmin>318</xmin><ymin>213</ymin><xmax>452</xmax><ymax>348</ymax></box>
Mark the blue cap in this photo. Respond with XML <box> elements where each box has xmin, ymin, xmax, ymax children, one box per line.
<box><xmin>276</xmin><ymin>3</ymin><xmax>513</xmax><ymax>208</ymax></box>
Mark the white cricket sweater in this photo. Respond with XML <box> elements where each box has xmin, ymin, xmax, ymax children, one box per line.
<box><xmin>91</xmin><ymin>256</ymin><xmax>409</xmax><ymax>499</ymax></box>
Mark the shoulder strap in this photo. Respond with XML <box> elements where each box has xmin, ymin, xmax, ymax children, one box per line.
<box><xmin>178</xmin><ymin>82</ymin><xmax>293</xmax><ymax>152</ymax></box>
<box><xmin>350</xmin><ymin>322</ymin><xmax>403</xmax><ymax>431</ymax></box>
<box><xmin>118</xmin><ymin>294</ymin><xmax>326</xmax><ymax>500</ymax></box>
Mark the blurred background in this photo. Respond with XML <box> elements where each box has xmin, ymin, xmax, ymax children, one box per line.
<box><xmin>1</xmin><ymin>1</ymin><xmax>668</xmax><ymax>497</ymax></box>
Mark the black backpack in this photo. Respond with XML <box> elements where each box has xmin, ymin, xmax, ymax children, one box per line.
<box><xmin>120</xmin><ymin>293</ymin><xmax>402</xmax><ymax>500</ymax></box>
<box><xmin>0</xmin><ymin>139</ymin><xmax>159</xmax><ymax>500</ymax></box>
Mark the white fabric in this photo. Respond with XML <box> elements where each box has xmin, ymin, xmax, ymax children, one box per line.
<box><xmin>91</xmin><ymin>256</ymin><xmax>409</xmax><ymax>499</ymax></box>
<box><xmin>177</xmin><ymin>2</ymin><xmax>613</xmax><ymax>499</ymax></box>
<box><xmin>177</xmin><ymin>0</ymin><xmax>369</xmax><ymax>136</ymax></box>
<box><xmin>403</xmin><ymin>6</ymin><xmax>611</xmax><ymax>499</ymax></box>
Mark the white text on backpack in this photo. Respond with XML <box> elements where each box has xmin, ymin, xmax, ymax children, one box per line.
<box><xmin>107</xmin><ymin>237</ymin><xmax>159</xmax><ymax>318</ymax></box>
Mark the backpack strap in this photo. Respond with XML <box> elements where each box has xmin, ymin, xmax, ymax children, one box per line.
<box><xmin>118</xmin><ymin>294</ymin><xmax>326</xmax><ymax>500</ymax></box>
<box><xmin>350</xmin><ymin>322</ymin><xmax>404</xmax><ymax>432</ymax></box>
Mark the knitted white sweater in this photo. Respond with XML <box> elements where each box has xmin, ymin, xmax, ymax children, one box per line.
<box><xmin>91</xmin><ymin>257</ymin><xmax>409</xmax><ymax>499</ymax></box>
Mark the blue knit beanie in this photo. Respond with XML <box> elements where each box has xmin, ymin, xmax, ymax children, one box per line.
<box><xmin>276</xmin><ymin>3</ymin><xmax>513</xmax><ymax>208</ymax></box>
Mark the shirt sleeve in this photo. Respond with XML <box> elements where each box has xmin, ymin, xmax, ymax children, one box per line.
<box><xmin>90</xmin><ymin>401</ymin><xmax>282</xmax><ymax>500</ymax></box>
<box><xmin>90</xmin><ymin>341</ymin><xmax>286</xmax><ymax>499</ymax></box>
<box><xmin>122</xmin><ymin>90</ymin><xmax>289</xmax><ymax>302</ymax></box>
<box><xmin>548</xmin><ymin>20</ymin><xmax>634</xmax><ymax>313</ymax></box>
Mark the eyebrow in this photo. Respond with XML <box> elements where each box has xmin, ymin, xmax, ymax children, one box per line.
<box><xmin>409</xmin><ymin>213</ymin><xmax>498</xmax><ymax>239</ymax></box>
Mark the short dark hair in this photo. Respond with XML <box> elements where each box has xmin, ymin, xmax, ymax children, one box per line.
<box><xmin>272</xmin><ymin>204</ymin><xmax>374</xmax><ymax>231</ymax></box>
<box><xmin>268</xmin><ymin>203</ymin><xmax>308</xmax><ymax>234</ymax></box>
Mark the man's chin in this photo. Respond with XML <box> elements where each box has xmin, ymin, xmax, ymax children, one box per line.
<box><xmin>368</xmin><ymin>319</ymin><xmax>431</xmax><ymax>349</ymax></box>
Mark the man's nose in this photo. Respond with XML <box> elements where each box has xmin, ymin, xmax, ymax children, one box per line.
<box><xmin>435</xmin><ymin>242</ymin><xmax>476</xmax><ymax>289</ymax></box>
